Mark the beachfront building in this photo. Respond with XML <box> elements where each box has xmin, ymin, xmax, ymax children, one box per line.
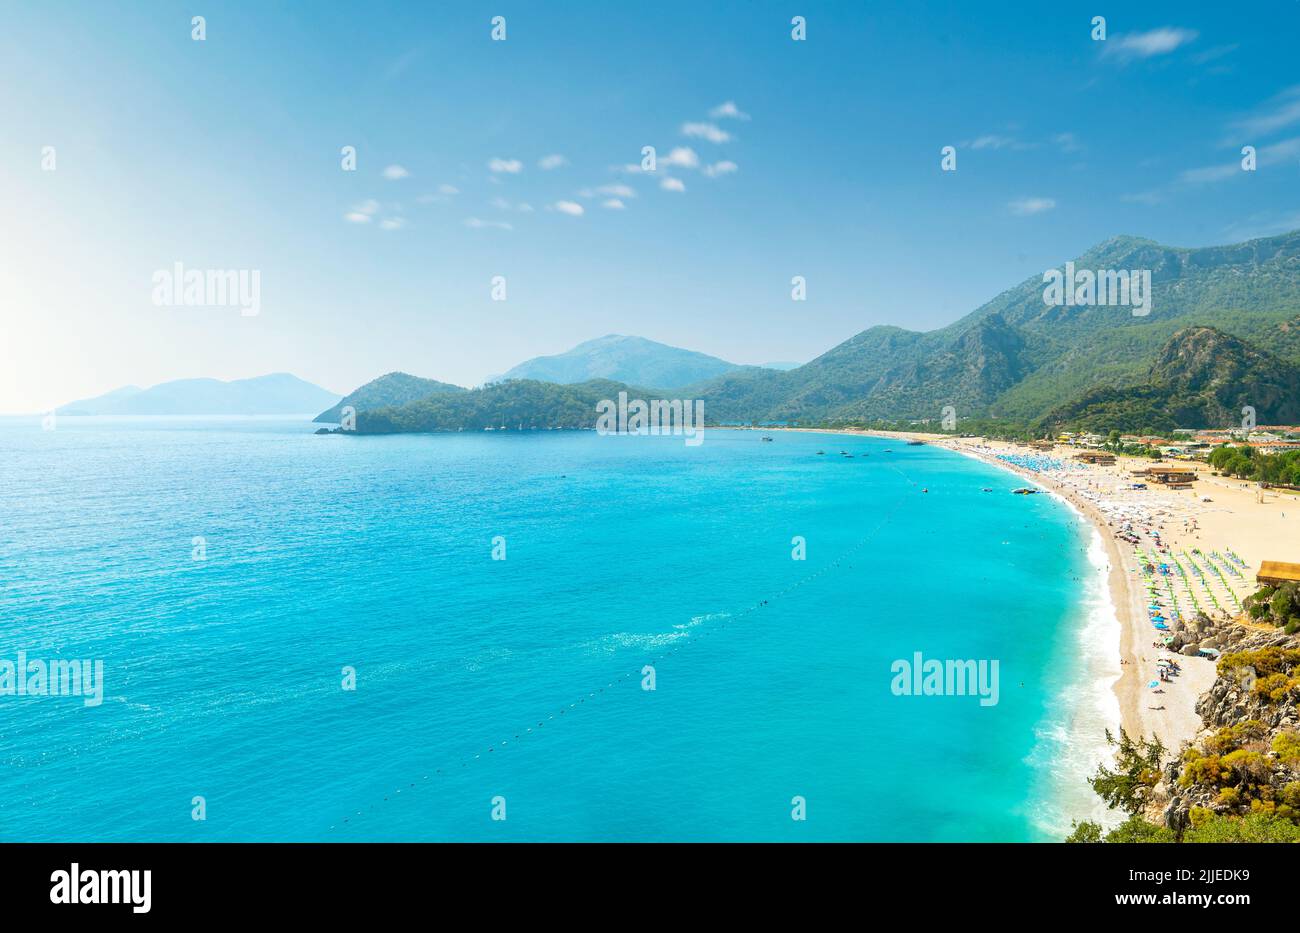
<box><xmin>1254</xmin><ymin>440</ymin><xmax>1300</xmax><ymax>454</ymax></box>
<box><xmin>1131</xmin><ymin>467</ymin><xmax>1198</xmax><ymax>487</ymax></box>
<box><xmin>1075</xmin><ymin>451</ymin><xmax>1116</xmax><ymax>466</ymax></box>
<box><xmin>1257</xmin><ymin>561</ymin><xmax>1300</xmax><ymax>587</ymax></box>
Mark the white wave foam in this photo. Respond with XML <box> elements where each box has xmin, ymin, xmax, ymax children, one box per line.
<box><xmin>672</xmin><ymin>611</ymin><xmax>730</xmax><ymax>631</ymax></box>
<box><xmin>1026</xmin><ymin>518</ymin><xmax>1125</xmax><ymax>839</ymax></box>
<box><xmin>586</xmin><ymin>631</ymin><xmax>688</xmax><ymax>652</ymax></box>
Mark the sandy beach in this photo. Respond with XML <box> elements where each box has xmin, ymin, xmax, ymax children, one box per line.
<box><xmin>773</xmin><ymin>427</ymin><xmax>1292</xmax><ymax>754</ymax></box>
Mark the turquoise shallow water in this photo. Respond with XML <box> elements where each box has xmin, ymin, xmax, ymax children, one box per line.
<box><xmin>0</xmin><ymin>419</ymin><xmax>1112</xmax><ymax>841</ymax></box>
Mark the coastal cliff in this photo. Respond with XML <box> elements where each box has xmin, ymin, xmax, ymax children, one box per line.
<box><xmin>1148</xmin><ymin>624</ymin><xmax>1300</xmax><ymax>832</ymax></box>
<box><xmin>1067</xmin><ymin>573</ymin><xmax>1300</xmax><ymax>841</ymax></box>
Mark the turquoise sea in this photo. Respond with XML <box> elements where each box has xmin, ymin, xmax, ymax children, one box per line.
<box><xmin>0</xmin><ymin>418</ymin><xmax>1120</xmax><ymax>841</ymax></box>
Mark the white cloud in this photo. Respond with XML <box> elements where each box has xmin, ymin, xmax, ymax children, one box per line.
<box><xmin>1192</xmin><ymin>44</ymin><xmax>1239</xmax><ymax>66</ymax></box>
<box><xmin>1178</xmin><ymin>162</ymin><xmax>1240</xmax><ymax>185</ymax></box>
<box><xmin>1102</xmin><ymin>27</ymin><xmax>1198</xmax><ymax>60</ymax></box>
<box><xmin>1181</xmin><ymin>137</ymin><xmax>1300</xmax><ymax>184</ymax></box>
<box><xmin>1008</xmin><ymin>197</ymin><xmax>1055</xmax><ymax>216</ymax></box>
<box><xmin>709</xmin><ymin>101</ymin><xmax>750</xmax><ymax>121</ymax></box>
<box><xmin>538</xmin><ymin>154</ymin><xmax>568</xmax><ymax>170</ymax></box>
<box><xmin>1052</xmin><ymin>133</ymin><xmax>1082</xmax><ymax>153</ymax></box>
<box><xmin>417</xmin><ymin>185</ymin><xmax>458</xmax><ymax>204</ymax></box>
<box><xmin>488</xmin><ymin>158</ymin><xmax>523</xmax><ymax>174</ymax></box>
<box><xmin>579</xmin><ymin>183</ymin><xmax>636</xmax><ymax>199</ymax></box>
<box><xmin>967</xmin><ymin>134</ymin><xmax>1016</xmax><ymax>151</ymax></box>
<box><xmin>382</xmin><ymin>164</ymin><xmax>409</xmax><ymax>180</ymax></box>
<box><xmin>1220</xmin><ymin>209</ymin><xmax>1300</xmax><ymax>242</ymax></box>
<box><xmin>660</xmin><ymin>177</ymin><xmax>686</xmax><ymax>192</ymax></box>
<box><xmin>346</xmin><ymin>198</ymin><xmax>406</xmax><ymax>227</ymax></box>
<box><xmin>490</xmin><ymin>197</ymin><xmax>535</xmax><ymax>212</ymax></box>
<box><xmin>682</xmin><ymin>122</ymin><xmax>731</xmax><ymax>144</ymax></box>
<box><xmin>383</xmin><ymin>48</ymin><xmax>422</xmax><ymax>81</ymax></box>
<box><xmin>464</xmin><ymin>217</ymin><xmax>513</xmax><ymax>230</ymax></box>
<box><xmin>1120</xmin><ymin>190</ymin><xmax>1163</xmax><ymax>206</ymax></box>
<box><xmin>602</xmin><ymin>199</ymin><xmax>626</xmax><ymax>210</ymax></box>
<box><xmin>703</xmin><ymin>161</ymin><xmax>738</xmax><ymax>178</ymax></box>
<box><xmin>553</xmin><ymin>200</ymin><xmax>585</xmax><ymax>216</ymax></box>
<box><xmin>661</xmin><ymin>147</ymin><xmax>700</xmax><ymax>169</ymax></box>
<box><xmin>1231</xmin><ymin>86</ymin><xmax>1300</xmax><ymax>138</ymax></box>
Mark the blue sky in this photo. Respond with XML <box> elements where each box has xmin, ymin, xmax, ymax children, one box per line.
<box><xmin>3</xmin><ymin>1</ymin><xmax>1300</xmax><ymax>411</ymax></box>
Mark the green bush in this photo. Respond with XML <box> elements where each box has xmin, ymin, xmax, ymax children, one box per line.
<box><xmin>1104</xmin><ymin>815</ymin><xmax>1176</xmax><ymax>843</ymax></box>
<box><xmin>1272</xmin><ymin>731</ymin><xmax>1300</xmax><ymax>765</ymax></box>
<box><xmin>1181</xmin><ymin>811</ymin><xmax>1300</xmax><ymax>842</ymax></box>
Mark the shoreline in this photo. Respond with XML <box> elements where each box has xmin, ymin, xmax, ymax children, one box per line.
<box><xmin>937</xmin><ymin>440</ymin><xmax>1215</xmax><ymax>752</ymax></box>
<box><xmin>755</xmin><ymin>426</ymin><xmax>1222</xmax><ymax>753</ymax></box>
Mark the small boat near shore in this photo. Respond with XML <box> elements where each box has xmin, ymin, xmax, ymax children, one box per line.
<box><xmin>1012</xmin><ymin>487</ymin><xmax>1041</xmax><ymax>495</ymax></box>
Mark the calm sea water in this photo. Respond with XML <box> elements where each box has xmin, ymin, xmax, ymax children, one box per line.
<box><xmin>0</xmin><ymin>418</ymin><xmax>1118</xmax><ymax>841</ymax></box>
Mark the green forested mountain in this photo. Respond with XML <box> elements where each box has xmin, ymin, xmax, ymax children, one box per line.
<box><xmin>348</xmin><ymin>379</ymin><xmax>649</xmax><ymax>434</ymax></box>
<box><xmin>685</xmin><ymin>314</ymin><xmax>1038</xmax><ymax>423</ymax></box>
<box><xmin>492</xmin><ymin>334</ymin><xmax>739</xmax><ymax>387</ymax></box>
<box><xmin>687</xmin><ymin>230</ymin><xmax>1300</xmax><ymax>424</ymax></box>
<box><xmin>321</xmin><ymin>230</ymin><xmax>1300</xmax><ymax>432</ymax></box>
<box><xmin>1039</xmin><ymin>326</ymin><xmax>1300</xmax><ymax>434</ymax></box>
<box><xmin>314</xmin><ymin>371</ymin><xmax>466</xmax><ymax>424</ymax></box>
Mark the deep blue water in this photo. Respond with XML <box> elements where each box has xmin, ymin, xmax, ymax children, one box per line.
<box><xmin>0</xmin><ymin>418</ymin><xmax>1116</xmax><ymax>841</ymax></box>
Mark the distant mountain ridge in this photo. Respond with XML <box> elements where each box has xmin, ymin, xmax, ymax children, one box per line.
<box><xmin>492</xmin><ymin>335</ymin><xmax>739</xmax><ymax>388</ymax></box>
<box><xmin>319</xmin><ymin>229</ymin><xmax>1300</xmax><ymax>433</ymax></box>
<box><xmin>60</xmin><ymin>373</ymin><xmax>341</xmax><ymax>416</ymax></box>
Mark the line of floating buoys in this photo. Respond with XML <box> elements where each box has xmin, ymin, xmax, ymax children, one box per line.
<box><xmin>331</xmin><ymin>458</ymin><xmax>918</xmax><ymax>831</ymax></box>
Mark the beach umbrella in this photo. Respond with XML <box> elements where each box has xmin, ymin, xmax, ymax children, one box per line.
<box><xmin>1147</xmin><ymin>681</ymin><xmax>1159</xmax><ymax>689</ymax></box>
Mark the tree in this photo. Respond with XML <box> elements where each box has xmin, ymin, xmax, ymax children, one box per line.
<box><xmin>1103</xmin><ymin>815</ymin><xmax>1176</xmax><ymax>843</ymax></box>
<box><xmin>1089</xmin><ymin>729</ymin><xmax>1165</xmax><ymax>815</ymax></box>
<box><xmin>1065</xmin><ymin>820</ymin><xmax>1103</xmax><ymax>843</ymax></box>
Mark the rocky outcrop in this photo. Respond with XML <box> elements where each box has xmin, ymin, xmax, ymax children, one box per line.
<box><xmin>1194</xmin><ymin>630</ymin><xmax>1300</xmax><ymax>732</ymax></box>
<box><xmin>1147</xmin><ymin>624</ymin><xmax>1300</xmax><ymax>830</ymax></box>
